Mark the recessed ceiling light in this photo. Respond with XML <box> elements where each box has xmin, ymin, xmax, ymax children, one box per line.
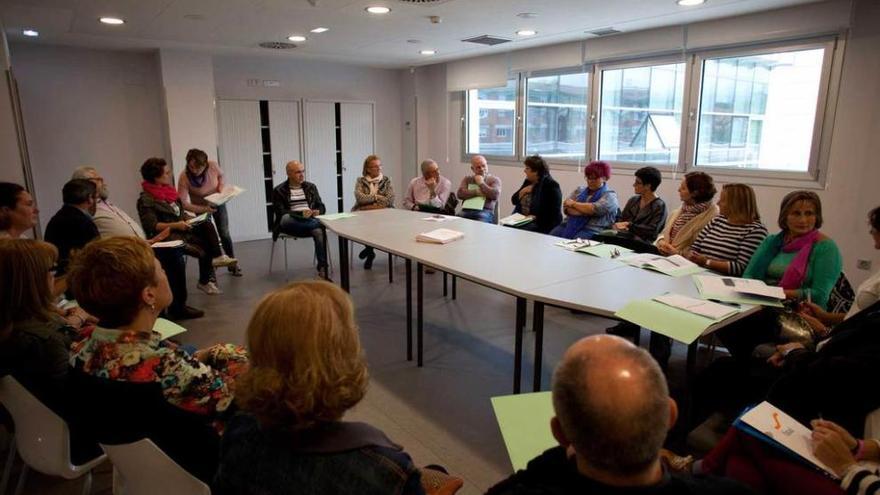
<box><xmin>420</xmin><ymin>49</ymin><xmax>436</xmax><ymax>55</ymax></box>
<box><xmin>517</xmin><ymin>12</ymin><xmax>538</xmax><ymax>19</ymax></box>
<box><xmin>365</xmin><ymin>6</ymin><xmax>391</xmax><ymax>14</ymax></box>
<box><xmin>22</xmin><ymin>29</ymin><xmax>39</xmax><ymax>37</ymax></box>
<box><xmin>99</xmin><ymin>17</ymin><xmax>125</xmax><ymax>25</ymax></box>
<box><xmin>516</xmin><ymin>29</ymin><xmax>537</xmax><ymax>37</ymax></box>
<box><xmin>676</xmin><ymin>0</ymin><xmax>705</xmax><ymax>5</ymax></box>
<box><xmin>287</xmin><ymin>35</ymin><xmax>307</xmax><ymax>42</ymax></box>
<box><xmin>310</xmin><ymin>27</ymin><xmax>329</xmax><ymax>33</ymax></box>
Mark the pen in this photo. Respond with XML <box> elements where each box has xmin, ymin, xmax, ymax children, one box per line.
<box><xmin>708</xmin><ymin>299</ymin><xmax>741</xmax><ymax>308</ymax></box>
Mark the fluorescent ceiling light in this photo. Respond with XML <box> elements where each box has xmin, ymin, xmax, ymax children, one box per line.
<box><xmin>365</xmin><ymin>6</ymin><xmax>391</xmax><ymax>14</ymax></box>
<box><xmin>516</xmin><ymin>29</ymin><xmax>537</xmax><ymax>36</ymax></box>
<box><xmin>99</xmin><ymin>17</ymin><xmax>125</xmax><ymax>25</ymax></box>
<box><xmin>22</xmin><ymin>29</ymin><xmax>39</xmax><ymax>37</ymax></box>
<box><xmin>310</xmin><ymin>27</ymin><xmax>329</xmax><ymax>33</ymax></box>
<box><xmin>287</xmin><ymin>35</ymin><xmax>307</xmax><ymax>42</ymax></box>
<box><xmin>420</xmin><ymin>49</ymin><xmax>436</xmax><ymax>55</ymax></box>
<box><xmin>676</xmin><ymin>0</ymin><xmax>705</xmax><ymax>5</ymax></box>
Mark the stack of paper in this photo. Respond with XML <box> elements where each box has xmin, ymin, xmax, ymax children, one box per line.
<box><xmin>653</xmin><ymin>293</ymin><xmax>740</xmax><ymax>320</ymax></box>
<box><xmin>186</xmin><ymin>212</ymin><xmax>209</xmax><ymax>226</ymax></box>
<box><xmin>736</xmin><ymin>401</ymin><xmax>838</xmax><ymax>478</ymax></box>
<box><xmin>554</xmin><ymin>239</ymin><xmax>599</xmax><ymax>251</ymax></box>
<box><xmin>615</xmin><ymin>295</ymin><xmax>742</xmax><ymax>345</ymax></box>
<box><xmin>416</xmin><ymin>228</ymin><xmax>464</xmax><ymax>244</ymax></box>
<box><xmin>624</xmin><ymin>253</ymin><xmax>704</xmax><ymax>277</ymax></box>
<box><xmin>461</xmin><ymin>184</ymin><xmax>486</xmax><ymax>211</ymax></box>
<box><xmin>204</xmin><ymin>185</ymin><xmax>245</xmax><ymax>206</ymax></box>
<box><xmin>151</xmin><ymin>240</ymin><xmax>185</xmax><ymax>249</ymax></box>
<box><xmin>316</xmin><ymin>212</ymin><xmax>357</xmax><ymax>221</ymax></box>
<box><xmin>694</xmin><ymin>275</ymin><xmax>785</xmax><ymax>307</ymax></box>
<box><xmin>577</xmin><ymin>243</ymin><xmax>633</xmax><ymax>259</ymax></box>
<box><xmin>499</xmin><ymin>213</ymin><xmax>534</xmax><ymax>227</ymax></box>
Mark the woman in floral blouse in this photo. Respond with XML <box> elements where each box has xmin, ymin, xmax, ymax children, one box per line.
<box><xmin>67</xmin><ymin>236</ymin><xmax>248</xmax><ymax>482</ymax></box>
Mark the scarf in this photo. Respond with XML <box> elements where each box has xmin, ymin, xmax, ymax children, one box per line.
<box><xmin>142</xmin><ymin>180</ymin><xmax>179</xmax><ymax>203</ymax></box>
<box><xmin>779</xmin><ymin>229</ymin><xmax>821</xmax><ymax>290</ymax></box>
<box><xmin>669</xmin><ymin>200</ymin><xmax>712</xmax><ymax>242</ymax></box>
<box><xmin>365</xmin><ymin>173</ymin><xmax>384</xmax><ymax>196</ymax></box>
<box><xmin>186</xmin><ymin>167</ymin><xmax>207</xmax><ymax>189</ymax></box>
<box><xmin>561</xmin><ymin>183</ymin><xmax>608</xmax><ymax>239</ymax></box>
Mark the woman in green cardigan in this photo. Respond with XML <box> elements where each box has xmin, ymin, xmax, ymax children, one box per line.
<box><xmin>719</xmin><ymin>190</ymin><xmax>843</xmax><ymax>359</ymax></box>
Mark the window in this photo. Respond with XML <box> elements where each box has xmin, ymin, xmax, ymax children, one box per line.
<box><xmin>466</xmin><ymin>79</ymin><xmax>517</xmax><ymax>156</ymax></box>
<box><xmin>598</xmin><ymin>62</ymin><xmax>685</xmax><ymax>165</ymax></box>
<box><xmin>694</xmin><ymin>47</ymin><xmax>827</xmax><ymax>172</ymax></box>
<box><xmin>525</xmin><ymin>72</ymin><xmax>589</xmax><ymax>160</ymax></box>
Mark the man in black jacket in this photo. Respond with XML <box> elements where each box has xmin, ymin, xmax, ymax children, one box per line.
<box><xmin>488</xmin><ymin>335</ymin><xmax>750</xmax><ymax>495</ymax></box>
<box><xmin>44</xmin><ymin>179</ymin><xmax>99</xmax><ymax>276</ymax></box>
<box><xmin>272</xmin><ymin>160</ymin><xmax>329</xmax><ymax>279</ymax></box>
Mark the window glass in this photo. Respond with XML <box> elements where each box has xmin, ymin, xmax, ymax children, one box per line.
<box><xmin>525</xmin><ymin>72</ymin><xmax>589</xmax><ymax>159</ymax></box>
<box><xmin>466</xmin><ymin>80</ymin><xmax>517</xmax><ymax>156</ymax></box>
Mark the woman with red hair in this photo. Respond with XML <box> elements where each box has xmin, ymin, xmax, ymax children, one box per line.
<box><xmin>550</xmin><ymin>161</ymin><xmax>619</xmax><ymax>239</ymax></box>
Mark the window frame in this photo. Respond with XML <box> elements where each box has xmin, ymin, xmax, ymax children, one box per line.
<box><xmin>462</xmin><ymin>75</ymin><xmax>522</xmax><ymax>162</ymax></box>
<box><xmin>523</xmin><ymin>67</ymin><xmax>592</xmax><ymax>165</ymax></box>
<box><xmin>683</xmin><ymin>37</ymin><xmax>841</xmax><ymax>186</ymax></box>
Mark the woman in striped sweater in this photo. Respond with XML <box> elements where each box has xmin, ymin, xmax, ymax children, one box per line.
<box><xmin>685</xmin><ymin>184</ymin><xmax>768</xmax><ymax>276</ymax></box>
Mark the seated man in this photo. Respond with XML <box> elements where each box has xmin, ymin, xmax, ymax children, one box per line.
<box><xmin>457</xmin><ymin>155</ymin><xmax>501</xmax><ymax>223</ymax></box>
<box><xmin>403</xmin><ymin>159</ymin><xmax>452</xmax><ymax>214</ymax></box>
<box><xmin>488</xmin><ymin>335</ymin><xmax>750</xmax><ymax>495</ymax></box>
<box><xmin>272</xmin><ymin>160</ymin><xmax>329</xmax><ymax>280</ymax></box>
<box><xmin>71</xmin><ymin>166</ymin><xmax>203</xmax><ymax>320</ymax></box>
<box><xmin>44</xmin><ymin>179</ymin><xmax>99</xmax><ymax>276</ymax></box>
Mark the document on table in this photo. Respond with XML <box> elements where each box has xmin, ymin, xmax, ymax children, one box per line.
<box><xmin>416</xmin><ymin>228</ymin><xmax>464</xmax><ymax>244</ymax></box>
<box><xmin>499</xmin><ymin>213</ymin><xmax>534</xmax><ymax>227</ymax></box>
<box><xmin>736</xmin><ymin>401</ymin><xmax>837</xmax><ymax>478</ymax></box>
<box><xmin>491</xmin><ymin>392</ymin><xmax>556</xmax><ymax>472</ymax></box>
<box><xmin>186</xmin><ymin>212</ymin><xmax>209</xmax><ymax>226</ymax></box>
<box><xmin>554</xmin><ymin>239</ymin><xmax>599</xmax><ymax>251</ymax></box>
<box><xmin>624</xmin><ymin>253</ymin><xmax>704</xmax><ymax>277</ymax></box>
<box><xmin>576</xmin><ymin>243</ymin><xmax>633</xmax><ymax>259</ymax></box>
<box><xmin>204</xmin><ymin>185</ymin><xmax>245</xmax><ymax>206</ymax></box>
<box><xmin>421</xmin><ymin>214</ymin><xmax>457</xmax><ymax>222</ymax></box>
<box><xmin>653</xmin><ymin>293</ymin><xmax>740</xmax><ymax>320</ymax></box>
<box><xmin>151</xmin><ymin>240</ymin><xmax>185</xmax><ymax>249</ymax></box>
<box><xmin>615</xmin><ymin>297</ymin><xmax>740</xmax><ymax>344</ymax></box>
<box><xmin>693</xmin><ymin>275</ymin><xmax>785</xmax><ymax>307</ymax></box>
<box><xmin>316</xmin><ymin>212</ymin><xmax>357</xmax><ymax>221</ymax></box>
<box><xmin>153</xmin><ymin>318</ymin><xmax>187</xmax><ymax>340</ymax></box>
<box><xmin>461</xmin><ymin>184</ymin><xmax>486</xmax><ymax>211</ymax></box>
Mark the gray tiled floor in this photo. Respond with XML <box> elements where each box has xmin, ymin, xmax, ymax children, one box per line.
<box><xmin>4</xmin><ymin>236</ymin><xmax>699</xmax><ymax>494</ymax></box>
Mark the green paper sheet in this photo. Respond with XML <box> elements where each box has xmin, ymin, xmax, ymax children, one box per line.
<box><xmin>614</xmin><ymin>299</ymin><xmax>739</xmax><ymax>344</ymax></box>
<box><xmin>491</xmin><ymin>392</ymin><xmax>556</xmax><ymax>472</ymax></box>
<box><xmin>462</xmin><ymin>184</ymin><xmax>486</xmax><ymax>211</ymax></box>
<box><xmin>316</xmin><ymin>212</ymin><xmax>357</xmax><ymax>221</ymax></box>
<box><xmin>693</xmin><ymin>276</ymin><xmax>784</xmax><ymax>308</ymax></box>
<box><xmin>577</xmin><ymin>243</ymin><xmax>633</xmax><ymax>259</ymax></box>
<box><xmin>153</xmin><ymin>318</ymin><xmax>187</xmax><ymax>340</ymax></box>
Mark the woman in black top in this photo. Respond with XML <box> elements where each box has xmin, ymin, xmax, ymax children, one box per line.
<box><xmin>510</xmin><ymin>155</ymin><xmax>563</xmax><ymax>234</ymax></box>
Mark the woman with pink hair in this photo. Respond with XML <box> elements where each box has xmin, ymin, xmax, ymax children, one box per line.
<box><xmin>550</xmin><ymin>161</ymin><xmax>619</xmax><ymax>239</ymax></box>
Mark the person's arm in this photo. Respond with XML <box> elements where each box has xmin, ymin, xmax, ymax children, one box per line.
<box><xmin>728</xmin><ymin>224</ymin><xmax>768</xmax><ymax>277</ymax></box>
<box><xmin>137</xmin><ymin>197</ymin><xmax>161</xmax><ymax>238</ymax></box>
<box><xmin>801</xmin><ymin>240</ymin><xmax>844</xmax><ymax>309</ymax></box>
<box><xmin>272</xmin><ymin>184</ymin><xmax>288</xmax><ymax>219</ymax></box>
<box><xmin>457</xmin><ymin>177</ymin><xmax>477</xmax><ymax>200</ymax></box>
<box><xmin>354</xmin><ymin>178</ymin><xmax>375</xmax><ymax>207</ymax></box>
<box><xmin>309</xmin><ymin>184</ymin><xmax>326</xmax><ymax>215</ymax></box>
<box><xmin>403</xmin><ymin>180</ymin><xmax>417</xmax><ymax>211</ymax></box>
<box><xmin>177</xmin><ymin>175</ymin><xmax>213</xmax><ymax>215</ymax></box>
<box><xmin>541</xmin><ymin>181</ymin><xmax>564</xmax><ymax>231</ymax></box>
<box><xmin>511</xmin><ymin>182</ymin><xmax>524</xmax><ymax>208</ymax></box>
<box><xmin>430</xmin><ymin>177</ymin><xmax>452</xmax><ymax>208</ymax></box>
<box><xmin>575</xmin><ymin>190</ymin><xmax>618</xmax><ymax>218</ymax></box>
<box><xmin>378</xmin><ymin>180</ymin><xmax>395</xmax><ymax>208</ymax></box>
<box><xmin>481</xmin><ymin>176</ymin><xmax>501</xmax><ymax>201</ymax></box>
<box><xmin>628</xmin><ymin>200</ymin><xmax>665</xmax><ymax>242</ymax></box>
<box><xmin>562</xmin><ymin>188</ymin><xmax>583</xmax><ymax>217</ymax></box>
<box><xmin>155</xmin><ymin>344</ymin><xmax>248</xmax><ymax>416</ymax></box>
<box><xmin>214</xmin><ymin>162</ymin><xmax>225</xmax><ymax>194</ymax></box>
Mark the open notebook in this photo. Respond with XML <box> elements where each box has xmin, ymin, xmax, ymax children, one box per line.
<box><xmin>204</xmin><ymin>185</ymin><xmax>245</xmax><ymax>206</ymax></box>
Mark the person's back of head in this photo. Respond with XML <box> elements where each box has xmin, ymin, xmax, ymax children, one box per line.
<box><xmin>0</xmin><ymin>239</ymin><xmax>58</xmax><ymax>334</ymax></box>
<box><xmin>236</xmin><ymin>280</ymin><xmax>368</xmax><ymax>431</ymax></box>
<box><xmin>551</xmin><ymin>335</ymin><xmax>673</xmax><ymax>480</ymax></box>
<box><xmin>62</xmin><ymin>179</ymin><xmax>97</xmax><ymax>207</ymax></box>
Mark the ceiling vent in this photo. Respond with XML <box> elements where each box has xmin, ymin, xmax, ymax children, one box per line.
<box><xmin>461</xmin><ymin>35</ymin><xmax>511</xmax><ymax>46</ymax></box>
<box><xmin>587</xmin><ymin>28</ymin><xmax>622</xmax><ymax>37</ymax></box>
<box><xmin>398</xmin><ymin>0</ymin><xmax>456</xmax><ymax>4</ymax></box>
<box><xmin>259</xmin><ymin>41</ymin><xmax>297</xmax><ymax>49</ymax></box>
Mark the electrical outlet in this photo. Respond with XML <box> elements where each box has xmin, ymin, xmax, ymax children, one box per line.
<box><xmin>857</xmin><ymin>259</ymin><xmax>872</xmax><ymax>271</ymax></box>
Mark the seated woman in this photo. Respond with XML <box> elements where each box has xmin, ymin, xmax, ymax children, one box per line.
<box><xmin>718</xmin><ymin>190</ymin><xmax>843</xmax><ymax>360</ymax></box>
<box><xmin>549</xmin><ymin>161</ymin><xmax>619</xmax><ymax>240</ymax></box>
<box><xmin>67</xmin><ymin>236</ymin><xmax>249</xmax><ymax>482</ymax></box>
<box><xmin>605</xmin><ymin>166</ymin><xmax>667</xmax><ymax>246</ymax></box>
<box><xmin>510</xmin><ymin>155</ymin><xmax>562</xmax><ymax>235</ymax></box>
<box><xmin>655</xmin><ymin>171</ymin><xmax>718</xmax><ymax>255</ymax></box>
<box><xmin>215</xmin><ymin>280</ymin><xmax>429</xmax><ymax>494</ymax></box>
<box><xmin>137</xmin><ymin>157</ymin><xmax>237</xmax><ymax>296</ymax></box>
<box><xmin>0</xmin><ymin>182</ymin><xmax>38</xmax><ymax>239</ymax></box>
<box><xmin>352</xmin><ymin>154</ymin><xmax>394</xmax><ymax>270</ymax></box>
<box><xmin>685</xmin><ymin>184</ymin><xmax>768</xmax><ymax>276</ymax></box>
<box><xmin>178</xmin><ymin>148</ymin><xmax>242</xmax><ymax>276</ymax></box>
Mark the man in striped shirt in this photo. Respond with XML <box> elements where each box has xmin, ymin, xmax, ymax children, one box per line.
<box><xmin>271</xmin><ymin>160</ymin><xmax>329</xmax><ymax>280</ymax></box>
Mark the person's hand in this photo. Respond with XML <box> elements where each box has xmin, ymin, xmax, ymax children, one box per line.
<box><xmin>174</xmin><ymin>221</ymin><xmax>191</xmax><ymax>231</ymax></box>
<box><xmin>812</xmin><ymin>422</ymin><xmax>858</xmax><ymax>476</ymax></box>
<box><xmin>812</xmin><ymin>419</ymin><xmax>858</xmax><ymax>451</ymax></box>
<box><xmin>193</xmin><ymin>348</ymin><xmax>211</xmax><ymax>363</ymax></box>
<box><xmin>474</xmin><ymin>175</ymin><xmax>485</xmax><ymax>186</ymax></box>
<box><xmin>767</xmin><ymin>351</ymin><xmax>786</xmax><ymax>368</ymax></box>
<box><xmin>519</xmin><ymin>185</ymin><xmax>533</xmax><ymax>198</ymax></box>
<box><xmin>148</xmin><ymin>227</ymin><xmax>172</xmax><ymax>245</ymax></box>
<box><xmin>799</xmin><ymin>312</ymin><xmax>830</xmax><ymax>337</ymax></box>
<box><xmin>425</xmin><ymin>177</ymin><xmax>437</xmax><ymax>190</ymax></box>
<box><xmin>687</xmin><ymin>251</ymin><xmax>707</xmax><ymax>267</ymax></box>
<box><xmin>302</xmin><ymin>209</ymin><xmax>314</xmax><ymax>218</ymax></box>
<box><xmin>563</xmin><ymin>198</ymin><xmax>575</xmax><ymax>208</ymax></box>
<box><xmin>614</xmin><ymin>221</ymin><xmax>630</xmax><ymax>231</ymax></box>
<box><xmin>657</xmin><ymin>240</ymin><xmax>677</xmax><ymax>256</ymax></box>
<box><xmin>311</xmin><ymin>209</ymin><xmax>321</xmax><ymax>217</ymax></box>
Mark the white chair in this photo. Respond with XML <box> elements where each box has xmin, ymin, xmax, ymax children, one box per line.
<box><xmin>100</xmin><ymin>439</ymin><xmax>210</xmax><ymax>495</ymax></box>
<box><xmin>0</xmin><ymin>376</ymin><xmax>106</xmax><ymax>495</ymax></box>
<box><xmin>268</xmin><ymin>231</ymin><xmax>333</xmax><ymax>281</ymax></box>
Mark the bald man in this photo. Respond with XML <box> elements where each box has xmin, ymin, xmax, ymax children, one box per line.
<box><xmin>402</xmin><ymin>159</ymin><xmax>452</xmax><ymax>213</ymax></box>
<box><xmin>487</xmin><ymin>335</ymin><xmax>750</xmax><ymax>494</ymax></box>
<box><xmin>457</xmin><ymin>155</ymin><xmax>501</xmax><ymax>223</ymax></box>
<box><xmin>271</xmin><ymin>160</ymin><xmax>329</xmax><ymax>280</ymax></box>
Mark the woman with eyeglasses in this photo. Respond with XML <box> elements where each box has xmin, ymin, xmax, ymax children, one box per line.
<box><xmin>550</xmin><ymin>161</ymin><xmax>619</xmax><ymax>240</ymax></box>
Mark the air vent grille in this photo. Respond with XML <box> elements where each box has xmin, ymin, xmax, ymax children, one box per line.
<box><xmin>461</xmin><ymin>35</ymin><xmax>511</xmax><ymax>46</ymax></box>
<box><xmin>259</xmin><ymin>41</ymin><xmax>297</xmax><ymax>49</ymax></box>
<box><xmin>398</xmin><ymin>0</ymin><xmax>455</xmax><ymax>4</ymax></box>
<box><xmin>587</xmin><ymin>28</ymin><xmax>621</xmax><ymax>37</ymax></box>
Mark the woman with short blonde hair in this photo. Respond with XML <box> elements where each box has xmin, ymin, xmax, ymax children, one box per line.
<box><xmin>216</xmin><ymin>280</ymin><xmax>426</xmax><ymax>495</ymax></box>
<box><xmin>352</xmin><ymin>154</ymin><xmax>394</xmax><ymax>269</ymax></box>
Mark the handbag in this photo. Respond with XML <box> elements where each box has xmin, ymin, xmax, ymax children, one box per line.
<box><xmin>775</xmin><ymin>303</ymin><xmax>819</xmax><ymax>350</ymax></box>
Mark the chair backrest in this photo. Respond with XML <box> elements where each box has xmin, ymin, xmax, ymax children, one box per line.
<box><xmin>866</xmin><ymin>408</ymin><xmax>880</xmax><ymax>439</ymax></box>
<box><xmin>827</xmin><ymin>272</ymin><xmax>856</xmax><ymax>315</ymax></box>
<box><xmin>0</xmin><ymin>376</ymin><xmax>74</xmax><ymax>477</ymax></box>
<box><xmin>102</xmin><ymin>439</ymin><xmax>211</xmax><ymax>495</ymax></box>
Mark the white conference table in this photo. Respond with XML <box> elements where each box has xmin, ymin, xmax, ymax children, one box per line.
<box><xmin>320</xmin><ymin>208</ymin><xmax>756</xmax><ymax>393</ymax></box>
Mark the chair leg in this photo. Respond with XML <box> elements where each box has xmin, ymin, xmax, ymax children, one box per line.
<box><xmin>443</xmin><ymin>272</ymin><xmax>448</xmax><ymax>297</ymax></box>
<box><xmin>268</xmin><ymin>239</ymin><xmax>276</xmax><ymax>273</ymax></box>
<box><xmin>12</xmin><ymin>463</ymin><xmax>27</xmax><ymax>495</ymax></box>
<box><xmin>452</xmin><ymin>275</ymin><xmax>457</xmax><ymax>300</ymax></box>
<box><xmin>388</xmin><ymin>253</ymin><xmax>393</xmax><ymax>284</ymax></box>
<box><xmin>0</xmin><ymin>435</ymin><xmax>16</xmax><ymax>495</ymax></box>
<box><xmin>283</xmin><ymin>237</ymin><xmax>289</xmax><ymax>282</ymax></box>
<box><xmin>80</xmin><ymin>470</ymin><xmax>93</xmax><ymax>495</ymax></box>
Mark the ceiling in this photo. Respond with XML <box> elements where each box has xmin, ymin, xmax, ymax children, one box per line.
<box><xmin>0</xmin><ymin>0</ymin><xmax>824</xmax><ymax>69</ymax></box>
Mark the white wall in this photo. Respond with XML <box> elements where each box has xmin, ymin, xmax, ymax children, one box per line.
<box><xmin>10</xmin><ymin>44</ymin><xmax>167</xmax><ymax>230</ymax></box>
<box><xmin>0</xmin><ymin>22</ymin><xmax>25</xmax><ymax>186</ymax></box>
<box><xmin>158</xmin><ymin>50</ymin><xmax>218</xmax><ymax>172</ymax></box>
<box><xmin>213</xmin><ymin>55</ymin><xmax>405</xmax><ymax>203</ymax></box>
<box><xmin>408</xmin><ymin>0</ymin><xmax>880</xmax><ymax>287</ymax></box>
